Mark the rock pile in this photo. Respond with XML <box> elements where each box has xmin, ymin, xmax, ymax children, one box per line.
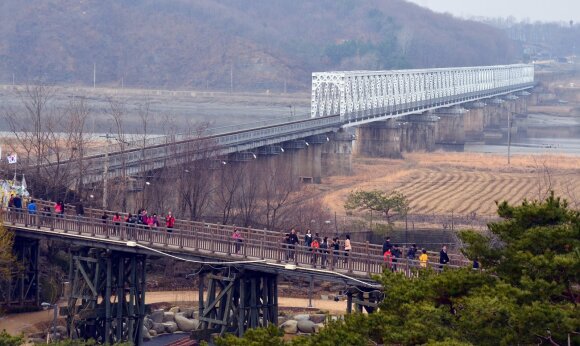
<box><xmin>278</xmin><ymin>312</ymin><xmax>330</xmax><ymax>335</ymax></box>
<box><xmin>142</xmin><ymin>306</ymin><xmax>199</xmax><ymax>340</ymax></box>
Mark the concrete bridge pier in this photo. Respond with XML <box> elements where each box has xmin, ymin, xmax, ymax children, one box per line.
<box><xmin>400</xmin><ymin>113</ymin><xmax>439</xmax><ymax>152</ymax></box>
<box><xmin>434</xmin><ymin>108</ymin><xmax>466</xmax><ymax>151</ymax></box>
<box><xmin>321</xmin><ymin>129</ymin><xmax>354</xmax><ymax>176</ymax></box>
<box><xmin>482</xmin><ymin>100</ymin><xmax>506</xmax><ymax>143</ymax></box>
<box><xmin>463</xmin><ymin>102</ymin><xmax>486</xmax><ymax>141</ymax></box>
<box><xmin>354</xmin><ymin>119</ymin><xmax>403</xmax><ymax>158</ymax></box>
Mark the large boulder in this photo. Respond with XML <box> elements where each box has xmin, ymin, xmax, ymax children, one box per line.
<box><xmin>280</xmin><ymin>320</ymin><xmax>298</xmax><ymax>334</ymax></box>
<box><xmin>293</xmin><ymin>314</ymin><xmax>310</xmax><ymax>321</ymax></box>
<box><xmin>309</xmin><ymin>314</ymin><xmax>326</xmax><ymax>324</ymax></box>
<box><xmin>142</xmin><ymin>326</ymin><xmax>151</xmax><ymax>341</ymax></box>
<box><xmin>152</xmin><ymin>322</ymin><xmax>166</xmax><ymax>334</ymax></box>
<box><xmin>175</xmin><ymin>314</ymin><xmax>199</xmax><ymax>332</ymax></box>
<box><xmin>163</xmin><ymin>311</ymin><xmax>175</xmax><ymax>322</ymax></box>
<box><xmin>181</xmin><ymin>307</ymin><xmax>195</xmax><ymax>319</ymax></box>
<box><xmin>144</xmin><ymin>317</ymin><xmax>154</xmax><ymax>330</ymax></box>
<box><xmin>150</xmin><ymin>310</ymin><xmax>165</xmax><ymax>323</ymax></box>
<box><xmin>163</xmin><ymin>321</ymin><xmax>179</xmax><ymax>333</ymax></box>
<box><xmin>297</xmin><ymin>319</ymin><xmax>316</xmax><ymax>334</ymax></box>
<box><xmin>169</xmin><ymin>306</ymin><xmax>180</xmax><ymax>314</ymax></box>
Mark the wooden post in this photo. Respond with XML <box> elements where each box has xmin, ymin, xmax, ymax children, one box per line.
<box><xmin>238</xmin><ymin>276</ymin><xmax>245</xmax><ymax>337</ymax></box>
<box><xmin>365</xmin><ymin>241</ymin><xmax>371</xmax><ymax>276</ymax></box>
<box><xmin>346</xmin><ymin>291</ymin><xmax>353</xmax><ymax>314</ymax></box>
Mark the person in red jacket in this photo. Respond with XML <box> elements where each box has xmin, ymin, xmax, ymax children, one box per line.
<box><xmin>165</xmin><ymin>211</ymin><xmax>175</xmax><ymax>233</ymax></box>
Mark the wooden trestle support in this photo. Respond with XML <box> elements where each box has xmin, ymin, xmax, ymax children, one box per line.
<box><xmin>2</xmin><ymin>236</ymin><xmax>40</xmax><ymax>310</ymax></box>
<box><xmin>192</xmin><ymin>268</ymin><xmax>278</xmax><ymax>341</ymax></box>
<box><xmin>64</xmin><ymin>247</ymin><xmax>147</xmax><ymax>345</ymax></box>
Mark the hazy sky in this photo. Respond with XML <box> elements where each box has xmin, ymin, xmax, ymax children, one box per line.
<box><xmin>407</xmin><ymin>0</ymin><xmax>579</xmax><ymax>23</ymax></box>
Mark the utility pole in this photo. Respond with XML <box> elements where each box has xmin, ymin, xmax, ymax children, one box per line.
<box><xmin>507</xmin><ymin>111</ymin><xmax>512</xmax><ymax>165</ymax></box>
<box><xmin>230</xmin><ymin>64</ymin><xmax>233</xmax><ymax>93</ymax></box>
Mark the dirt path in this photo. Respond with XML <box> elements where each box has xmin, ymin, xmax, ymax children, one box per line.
<box><xmin>0</xmin><ymin>291</ymin><xmax>346</xmax><ymax>336</ymax></box>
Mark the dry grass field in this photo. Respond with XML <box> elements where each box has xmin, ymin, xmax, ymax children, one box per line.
<box><xmin>322</xmin><ymin>152</ymin><xmax>580</xmax><ymax>217</ymax></box>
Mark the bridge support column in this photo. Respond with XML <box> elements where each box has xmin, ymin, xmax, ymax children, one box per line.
<box><xmin>3</xmin><ymin>237</ymin><xmax>39</xmax><ymax>311</ymax></box>
<box><xmin>464</xmin><ymin>103</ymin><xmax>486</xmax><ymax>141</ymax></box>
<box><xmin>354</xmin><ymin>119</ymin><xmax>403</xmax><ymax>158</ymax></box>
<box><xmin>400</xmin><ymin>113</ymin><xmax>439</xmax><ymax>152</ymax></box>
<box><xmin>483</xmin><ymin>101</ymin><xmax>505</xmax><ymax>144</ymax></box>
<box><xmin>192</xmin><ymin>268</ymin><xmax>278</xmax><ymax>341</ymax></box>
<box><xmin>434</xmin><ymin>109</ymin><xmax>466</xmax><ymax>151</ymax></box>
<box><xmin>322</xmin><ymin>129</ymin><xmax>354</xmax><ymax>176</ymax></box>
<box><xmin>65</xmin><ymin>248</ymin><xmax>147</xmax><ymax>345</ymax></box>
<box><xmin>346</xmin><ymin>286</ymin><xmax>383</xmax><ymax>314</ymax></box>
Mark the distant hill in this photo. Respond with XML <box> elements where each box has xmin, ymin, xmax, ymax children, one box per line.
<box><xmin>0</xmin><ymin>0</ymin><xmax>520</xmax><ymax>91</ymax></box>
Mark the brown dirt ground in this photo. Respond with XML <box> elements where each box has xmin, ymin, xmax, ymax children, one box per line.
<box><xmin>0</xmin><ymin>292</ymin><xmax>345</xmax><ymax>336</ymax></box>
<box><xmin>322</xmin><ymin>152</ymin><xmax>580</xmax><ymax>217</ymax></box>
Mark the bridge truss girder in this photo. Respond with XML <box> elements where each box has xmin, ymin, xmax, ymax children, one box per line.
<box><xmin>65</xmin><ymin>247</ymin><xmax>146</xmax><ymax>345</ymax></box>
<box><xmin>311</xmin><ymin>64</ymin><xmax>534</xmax><ymax>123</ymax></box>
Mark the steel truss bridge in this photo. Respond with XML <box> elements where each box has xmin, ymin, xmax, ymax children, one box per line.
<box><xmin>4</xmin><ymin>200</ymin><xmax>470</xmax><ymax>344</ymax></box>
<box><xmin>39</xmin><ymin>64</ymin><xmax>533</xmax><ymax>183</ymax></box>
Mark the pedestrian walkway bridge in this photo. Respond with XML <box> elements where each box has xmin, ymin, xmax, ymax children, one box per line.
<box><xmin>3</xmin><ymin>200</ymin><xmax>472</xmax><ymax>344</ymax></box>
<box><xmin>4</xmin><ymin>200</ymin><xmax>468</xmax><ymax>284</ymax></box>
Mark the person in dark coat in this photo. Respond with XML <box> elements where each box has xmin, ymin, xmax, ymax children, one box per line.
<box><xmin>382</xmin><ymin>237</ymin><xmax>392</xmax><ymax>255</ymax></box>
<box><xmin>391</xmin><ymin>244</ymin><xmax>401</xmax><ymax>271</ymax></box>
<box><xmin>288</xmin><ymin>228</ymin><xmax>299</xmax><ymax>261</ymax></box>
<box><xmin>406</xmin><ymin>244</ymin><xmax>418</xmax><ymax>259</ymax></box>
<box><xmin>75</xmin><ymin>200</ymin><xmax>85</xmax><ymax>216</ymax></box>
<box><xmin>439</xmin><ymin>245</ymin><xmax>450</xmax><ymax>269</ymax></box>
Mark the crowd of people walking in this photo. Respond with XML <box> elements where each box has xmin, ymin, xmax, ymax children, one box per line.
<box><xmin>7</xmin><ymin>197</ymin><xmax>468</xmax><ymax>272</ymax></box>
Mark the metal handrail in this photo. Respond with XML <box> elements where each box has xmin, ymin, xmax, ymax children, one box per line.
<box><xmin>4</xmin><ymin>206</ymin><xmax>473</xmax><ymax>278</ymax></box>
<box><xmin>32</xmin><ymin>199</ymin><xmax>469</xmax><ymax>265</ymax></box>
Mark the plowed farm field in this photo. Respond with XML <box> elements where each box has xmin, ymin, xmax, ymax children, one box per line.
<box><xmin>322</xmin><ymin>152</ymin><xmax>580</xmax><ymax>217</ymax></box>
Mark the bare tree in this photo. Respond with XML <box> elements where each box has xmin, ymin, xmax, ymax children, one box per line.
<box><xmin>106</xmin><ymin>97</ymin><xmax>130</xmax><ymax>211</ymax></box>
<box><xmin>261</xmin><ymin>157</ymin><xmax>298</xmax><ymax>230</ymax></box>
<box><xmin>175</xmin><ymin>122</ymin><xmax>217</xmax><ymax>221</ymax></box>
<box><xmin>236</xmin><ymin>160</ymin><xmax>260</xmax><ymax>227</ymax></box>
<box><xmin>216</xmin><ymin>162</ymin><xmax>244</xmax><ymax>225</ymax></box>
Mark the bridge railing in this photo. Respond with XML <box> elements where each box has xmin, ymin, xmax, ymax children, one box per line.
<box><xmin>33</xmin><ymin>199</ymin><xmax>469</xmax><ymax>267</ymax></box>
<box><xmin>4</xmin><ymin>206</ymin><xmax>471</xmax><ymax>278</ymax></box>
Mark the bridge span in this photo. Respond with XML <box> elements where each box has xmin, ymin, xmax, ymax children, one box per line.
<box><xmin>36</xmin><ymin>64</ymin><xmax>534</xmax><ymax>184</ymax></box>
<box><xmin>3</xmin><ymin>201</ymin><xmax>468</xmax><ymax>344</ymax></box>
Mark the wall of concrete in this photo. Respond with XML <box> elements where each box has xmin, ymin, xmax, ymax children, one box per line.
<box><xmin>400</xmin><ymin>114</ymin><xmax>438</xmax><ymax>152</ymax></box>
<box><xmin>463</xmin><ymin>108</ymin><xmax>485</xmax><ymax>140</ymax></box>
<box><xmin>434</xmin><ymin>112</ymin><xmax>465</xmax><ymax>151</ymax></box>
<box><xmin>354</xmin><ymin>119</ymin><xmax>403</xmax><ymax>158</ymax></box>
<box><xmin>321</xmin><ymin>129</ymin><xmax>354</xmax><ymax>176</ymax></box>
